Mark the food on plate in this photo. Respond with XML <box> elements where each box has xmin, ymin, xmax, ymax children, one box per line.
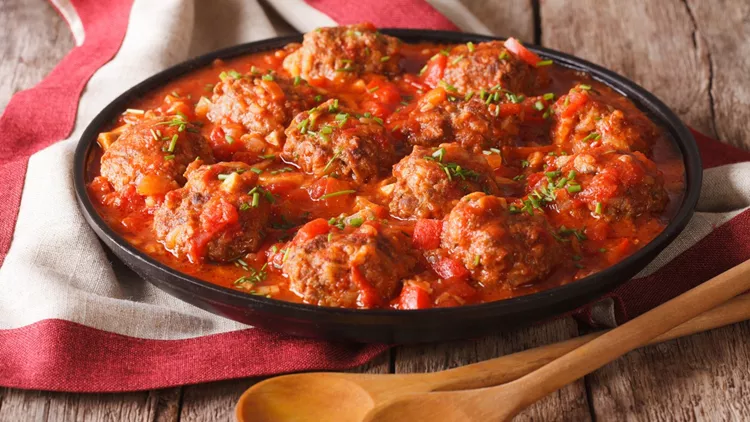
<box><xmin>88</xmin><ymin>25</ymin><xmax>685</xmax><ymax>309</ymax></box>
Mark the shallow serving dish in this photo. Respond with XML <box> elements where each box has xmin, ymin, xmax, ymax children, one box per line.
<box><xmin>74</xmin><ymin>29</ymin><xmax>701</xmax><ymax>343</ymax></box>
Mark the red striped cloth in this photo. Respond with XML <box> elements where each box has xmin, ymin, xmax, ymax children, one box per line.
<box><xmin>1</xmin><ymin>0</ymin><xmax>748</xmax><ymax>392</ymax></box>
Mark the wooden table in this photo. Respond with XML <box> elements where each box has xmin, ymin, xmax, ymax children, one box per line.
<box><xmin>2</xmin><ymin>0</ymin><xmax>750</xmax><ymax>420</ymax></box>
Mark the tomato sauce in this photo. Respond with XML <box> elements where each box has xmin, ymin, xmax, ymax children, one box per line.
<box><xmin>86</xmin><ymin>33</ymin><xmax>686</xmax><ymax>310</ymax></box>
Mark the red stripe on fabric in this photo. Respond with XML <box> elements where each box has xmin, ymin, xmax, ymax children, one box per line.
<box><xmin>0</xmin><ymin>0</ymin><xmax>133</xmax><ymax>266</ymax></box>
<box><xmin>304</xmin><ymin>0</ymin><xmax>459</xmax><ymax>30</ymax></box>
<box><xmin>0</xmin><ymin>319</ymin><xmax>387</xmax><ymax>392</ymax></box>
<box><xmin>693</xmin><ymin>129</ymin><xmax>750</xmax><ymax>169</ymax></box>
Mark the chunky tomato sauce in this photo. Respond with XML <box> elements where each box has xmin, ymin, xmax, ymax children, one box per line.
<box><xmin>87</xmin><ymin>25</ymin><xmax>685</xmax><ymax>310</ymax></box>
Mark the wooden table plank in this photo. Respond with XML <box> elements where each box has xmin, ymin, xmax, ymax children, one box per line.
<box><xmin>686</xmin><ymin>0</ymin><xmax>750</xmax><ymax>149</ymax></box>
<box><xmin>178</xmin><ymin>349</ymin><xmax>392</xmax><ymax>421</ymax></box>
<box><xmin>394</xmin><ymin>319</ymin><xmax>592</xmax><ymax>421</ymax></box>
<box><xmin>0</xmin><ymin>0</ymin><xmax>72</xmax><ymax>114</ymax></box>
<box><xmin>541</xmin><ymin>0</ymin><xmax>750</xmax><ymax>420</ymax></box>
<box><xmin>541</xmin><ymin>0</ymin><xmax>715</xmax><ymax>137</ymax></box>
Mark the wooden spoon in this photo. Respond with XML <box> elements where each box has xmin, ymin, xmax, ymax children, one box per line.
<box><xmin>363</xmin><ymin>258</ymin><xmax>750</xmax><ymax>422</ymax></box>
<box><xmin>235</xmin><ymin>262</ymin><xmax>750</xmax><ymax>422</ymax></box>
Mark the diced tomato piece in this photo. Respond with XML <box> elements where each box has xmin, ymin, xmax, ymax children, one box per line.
<box><xmin>504</xmin><ymin>37</ymin><xmax>541</xmax><ymax>66</ymax></box>
<box><xmin>200</xmin><ymin>198</ymin><xmax>239</xmax><ymax>232</ymax></box>
<box><xmin>366</xmin><ymin>78</ymin><xmax>402</xmax><ymax>108</ymax></box>
<box><xmin>308</xmin><ymin>176</ymin><xmax>353</xmax><ymax>200</ymax></box>
<box><xmin>422</xmin><ymin>54</ymin><xmax>446</xmax><ymax>88</ymax></box>
<box><xmin>397</xmin><ymin>284</ymin><xmax>432</xmax><ymax>310</ymax></box>
<box><xmin>432</xmin><ymin>257</ymin><xmax>470</xmax><ymax>280</ymax></box>
<box><xmin>497</xmin><ymin>103</ymin><xmax>523</xmax><ymax>117</ymax></box>
<box><xmin>209</xmin><ymin>125</ymin><xmax>244</xmax><ymax>161</ymax></box>
<box><xmin>361</xmin><ymin>100</ymin><xmax>391</xmax><ymax>119</ymax></box>
<box><xmin>442</xmin><ymin>277</ymin><xmax>477</xmax><ymax>301</ymax></box>
<box><xmin>294</xmin><ymin>218</ymin><xmax>329</xmax><ymax>243</ymax></box>
<box><xmin>413</xmin><ymin>219</ymin><xmax>443</xmax><ymax>250</ymax></box>
<box><xmin>561</xmin><ymin>91</ymin><xmax>589</xmax><ymax>118</ymax></box>
<box><xmin>586</xmin><ymin>220</ymin><xmax>611</xmax><ymax>241</ymax></box>
<box><xmin>351</xmin><ymin>266</ymin><xmax>381</xmax><ymax>308</ymax></box>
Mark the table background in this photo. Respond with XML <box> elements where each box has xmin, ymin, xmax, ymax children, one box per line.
<box><xmin>2</xmin><ymin>0</ymin><xmax>749</xmax><ymax>420</ymax></box>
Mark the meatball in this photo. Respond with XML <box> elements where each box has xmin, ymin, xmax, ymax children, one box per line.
<box><xmin>400</xmin><ymin>89</ymin><xmax>521</xmax><ymax>152</ymax></box>
<box><xmin>389</xmin><ymin>143</ymin><xmax>499</xmax><ymax>219</ymax></box>
<box><xmin>532</xmin><ymin>147</ymin><xmax>668</xmax><ymax>219</ymax></box>
<box><xmin>283</xmin><ymin>23</ymin><xmax>400</xmax><ymax>82</ymax></box>
<box><xmin>442</xmin><ymin>41</ymin><xmax>537</xmax><ymax>95</ymax></box>
<box><xmin>207</xmin><ymin>73</ymin><xmax>317</xmax><ymax>145</ymax></box>
<box><xmin>282</xmin><ymin>220</ymin><xmax>416</xmax><ymax>308</ymax></box>
<box><xmin>153</xmin><ymin>161</ymin><xmax>272</xmax><ymax>263</ymax></box>
<box><xmin>100</xmin><ymin>116</ymin><xmax>214</xmax><ymax>196</ymax></box>
<box><xmin>441</xmin><ymin>192</ymin><xmax>563</xmax><ymax>287</ymax></box>
<box><xmin>282</xmin><ymin>99</ymin><xmax>397</xmax><ymax>182</ymax></box>
<box><xmin>552</xmin><ymin>84</ymin><xmax>659</xmax><ymax>154</ymax></box>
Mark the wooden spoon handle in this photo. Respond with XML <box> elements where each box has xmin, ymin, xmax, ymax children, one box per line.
<box><xmin>426</xmin><ymin>291</ymin><xmax>750</xmax><ymax>392</ymax></box>
<box><xmin>506</xmin><ymin>258</ymin><xmax>750</xmax><ymax>414</ymax></box>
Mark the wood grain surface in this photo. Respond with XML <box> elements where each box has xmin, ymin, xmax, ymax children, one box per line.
<box><xmin>1</xmin><ymin>0</ymin><xmax>749</xmax><ymax>420</ymax></box>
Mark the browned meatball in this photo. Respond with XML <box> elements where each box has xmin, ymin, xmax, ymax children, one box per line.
<box><xmin>282</xmin><ymin>220</ymin><xmax>416</xmax><ymax>308</ymax></box>
<box><xmin>442</xmin><ymin>41</ymin><xmax>537</xmax><ymax>95</ymax></box>
<box><xmin>207</xmin><ymin>73</ymin><xmax>317</xmax><ymax>145</ymax></box>
<box><xmin>100</xmin><ymin>116</ymin><xmax>214</xmax><ymax>196</ymax></box>
<box><xmin>283</xmin><ymin>23</ymin><xmax>400</xmax><ymax>82</ymax></box>
<box><xmin>530</xmin><ymin>147</ymin><xmax>668</xmax><ymax>220</ymax></box>
<box><xmin>153</xmin><ymin>161</ymin><xmax>272</xmax><ymax>263</ymax></box>
<box><xmin>389</xmin><ymin>143</ymin><xmax>499</xmax><ymax>219</ymax></box>
<box><xmin>282</xmin><ymin>99</ymin><xmax>397</xmax><ymax>182</ymax></box>
<box><xmin>552</xmin><ymin>84</ymin><xmax>659</xmax><ymax>154</ymax></box>
<box><xmin>400</xmin><ymin>88</ymin><xmax>521</xmax><ymax>152</ymax></box>
<box><xmin>441</xmin><ymin>192</ymin><xmax>562</xmax><ymax>287</ymax></box>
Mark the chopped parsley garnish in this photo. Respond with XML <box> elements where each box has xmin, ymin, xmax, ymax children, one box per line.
<box><xmin>293</xmin><ymin>76</ymin><xmax>302</xmax><ymax>86</ymax></box>
<box><xmin>297</xmin><ymin>118</ymin><xmax>310</xmax><ymax>134</ymax></box>
<box><xmin>246</xmin><ymin>185</ymin><xmax>274</xmax><ymax>207</ymax></box>
<box><xmin>328</xmin><ymin>99</ymin><xmax>339</xmax><ymax>112</ymax></box>
<box><xmin>534</xmin><ymin>100</ymin><xmax>545</xmax><ymax>111</ymax></box>
<box><xmin>579</xmin><ymin>84</ymin><xmax>592</xmax><ymax>90</ymax></box>
<box><xmin>467</xmin><ymin>42</ymin><xmax>475</xmax><ymax>53</ymax></box>
<box><xmin>336</xmin><ymin>66</ymin><xmax>356</xmax><ymax>72</ymax></box>
<box><xmin>595</xmin><ymin>202</ymin><xmax>603</xmax><ymax>215</ymax></box>
<box><xmin>419</xmin><ymin>65</ymin><xmax>428</xmax><ymax>76</ymax></box>
<box><xmin>380</xmin><ymin>56</ymin><xmax>391</xmax><ymax>62</ymax></box>
<box><xmin>320</xmin><ymin>189</ymin><xmax>356</xmax><ymax>200</ymax></box>
<box><xmin>164</xmin><ymin>155</ymin><xmax>175</xmax><ymax>161</ymax></box>
<box><xmin>262</xmin><ymin>74</ymin><xmax>274</xmax><ymax>81</ymax></box>
<box><xmin>225</xmin><ymin>135</ymin><xmax>235</xmax><ymax>145</ymax></box>
<box><xmin>322</xmin><ymin>150</ymin><xmax>341</xmax><ymax>174</ymax></box>
<box><xmin>250</xmin><ymin>167</ymin><xmax>263</xmax><ymax>174</ymax></box>
<box><xmin>270</xmin><ymin>167</ymin><xmax>293</xmax><ymax>175</ymax></box>
<box><xmin>520</xmin><ymin>160</ymin><xmax>530</xmax><ymax>168</ymax></box>
<box><xmin>167</xmin><ymin>134</ymin><xmax>178</xmax><ymax>152</ymax></box>
<box><xmin>259</xmin><ymin>153</ymin><xmax>275</xmax><ymax>160</ymax></box>
<box><xmin>348</xmin><ymin>217</ymin><xmax>364</xmax><ymax>227</ymax></box>
<box><xmin>543</xmin><ymin>93</ymin><xmax>555</xmax><ymax>101</ymax></box>
<box><xmin>439</xmin><ymin>80</ymin><xmax>458</xmax><ymax>92</ymax></box>
<box><xmin>233</xmin><ymin>263</ymin><xmax>268</xmax><ymax>287</ymax></box>
<box><xmin>536</xmin><ymin>60</ymin><xmax>553</xmax><ymax>67</ymax></box>
<box><xmin>582</xmin><ymin>132</ymin><xmax>601</xmax><ymax>142</ymax></box>
<box><xmin>451</xmin><ymin>55</ymin><xmax>464</xmax><ymax>65</ymax></box>
<box><xmin>498</xmin><ymin>51</ymin><xmax>509</xmax><ymax>60</ymax></box>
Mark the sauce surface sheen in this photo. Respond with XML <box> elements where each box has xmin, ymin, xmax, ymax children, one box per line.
<box><xmin>87</xmin><ymin>25</ymin><xmax>685</xmax><ymax>310</ymax></box>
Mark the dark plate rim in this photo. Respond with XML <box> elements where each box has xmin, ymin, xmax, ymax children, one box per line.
<box><xmin>73</xmin><ymin>29</ymin><xmax>702</xmax><ymax>323</ymax></box>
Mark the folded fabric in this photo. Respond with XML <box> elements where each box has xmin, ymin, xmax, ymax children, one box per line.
<box><xmin>1</xmin><ymin>0</ymin><xmax>748</xmax><ymax>392</ymax></box>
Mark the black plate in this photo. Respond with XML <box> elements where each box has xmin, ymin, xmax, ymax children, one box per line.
<box><xmin>74</xmin><ymin>29</ymin><xmax>702</xmax><ymax>344</ymax></box>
